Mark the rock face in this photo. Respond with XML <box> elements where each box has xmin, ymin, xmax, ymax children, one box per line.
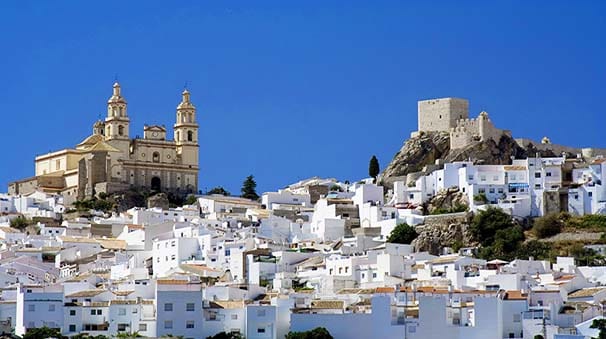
<box><xmin>425</xmin><ymin>187</ymin><xmax>469</xmax><ymax>214</ymax></box>
<box><xmin>381</xmin><ymin>132</ymin><xmax>450</xmax><ymax>187</ymax></box>
<box><xmin>147</xmin><ymin>193</ymin><xmax>170</xmax><ymax>210</ymax></box>
<box><xmin>382</xmin><ymin>132</ymin><xmax>529</xmax><ymax>187</ymax></box>
<box><xmin>412</xmin><ymin>218</ymin><xmax>477</xmax><ymax>255</ymax></box>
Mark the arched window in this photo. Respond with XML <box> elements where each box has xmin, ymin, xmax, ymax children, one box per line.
<box><xmin>187</xmin><ymin>130</ymin><xmax>193</xmax><ymax>142</ymax></box>
<box><xmin>118</xmin><ymin>125</ymin><xmax>124</xmax><ymax>136</ymax></box>
<box><xmin>113</xmin><ymin>107</ymin><xmax>117</xmax><ymax>117</ymax></box>
<box><xmin>106</xmin><ymin>126</ymin><xmax>111</xmax><ymax>136</ymax></box>
<box><xmin>119</xmin><ymin>107</ymin><xmax>123</xmax><ymax>116</ymax></box>
<box><xmin>176</xmin><ymin>131</ymin><xmax>180</xmax><ymax>141</ymax></box>
<box><xmin>152</xmin><ymin>152</ymin><xmax>160</xmax><ymax>163</ymax></box>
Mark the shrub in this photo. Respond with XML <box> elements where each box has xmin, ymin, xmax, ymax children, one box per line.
<box><xmin>580</xmin><ymin>214</ymin><xmax>606</xmax><ymax>229</ymax></box>
<box><xmin>387</xmin><ymin>223</ymin><xmax>418</xmax><ymax>244</ymax></box>
<box><xmin>473</xmin><ymin>193</ymin><xmax>488</xmax><ymax>204</ymax></box>
<box><xmin>10</xmin><ymin>216</ymin><xmax>29</xmax><ymax>229</ymax></box>
<box><xmin>286</xmin><ymin>327</ymin><xmax>334</xmax><ymax>339</ymax></box>
<box><xmin>533</xmin><ymin>214</ymin><xmax>563</xmax><ymax>238</ymax></box>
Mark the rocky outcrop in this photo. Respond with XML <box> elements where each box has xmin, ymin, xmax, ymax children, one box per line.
<box><xmin>381</xmin><ymin>132</ymin><xmax>450</xmax><ymax>187</ymax></box>
<box><xmin>425</xmin><ymin>187</ymin><xmax>468</xmax><ymax>215</ymax></box>
<box><xmin>382</xmin><ymin>132</ymin><xmax>531</xmax><ymax>188</ymax></box>
<box><xmin>147</xmin><ymin>193</ymin><xmax>170</xmax><ymax>210</ymax></box>
<box><xmin>412</xmin><ymin>219</ymin><xmax>477</xmax><ymax>255</ymax></box>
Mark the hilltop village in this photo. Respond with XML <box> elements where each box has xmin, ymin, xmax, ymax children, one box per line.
<box><xmin>1</xmin><ymin>91</ymin><xmax>606</xmax><ymax>339</ymax></box>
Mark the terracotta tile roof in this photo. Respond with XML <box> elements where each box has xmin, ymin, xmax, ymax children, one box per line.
<box><xmin>97</xmin><ymin>238</ymin><xmax>126</xmax><ymax>250</ymax></box>
<box><xmin>568</xmin><ymin>287</ymin><xmax>606</xmax><ymax>298</ymax></box>
<box><xmin>375</xmin><ymin>287</ymin><xmax>395</xmax><ymax>294</ymax></box>
<box><xmin>311</xmin><ymin>300</ymin><xmax>344</xmax><ymax>309</ymax></box>
<box><xmin>504</xmin><ymin>290</ymin><xmax>528</xmax><ymax>300</ymax></box>
<box><xmin>65</xmin><ymin>289</ymin><xmax>106</xmax><ymax>298</ymax></box>
<box><xmin>156</xmin><ymin>279</ymin><xmax>191</xmax><ymax>285</ymax></box>
<box><xmin>111</xmin><ymin>290</ymin><xmax>134</xmax><ymax>297</ymax></box>
<box><xmin>504</xmin><ymin>165</ymin><xmax>527</xmax><ymax>171</ymax></box>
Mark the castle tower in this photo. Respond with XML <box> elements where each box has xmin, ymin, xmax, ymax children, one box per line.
<box><xmin>104</xmin><ymin>82</ymin><xmax>130</xmax><ymax>154</ymax></box>
<box><xmin>417</xmin><ymin>98</ymin><xmax>469</xmax><ymax>133</ymax></box>
<box><xmin>173</xmin><ymin>89</ymin><xmax>199</xmax><ymax>166</ymax></box>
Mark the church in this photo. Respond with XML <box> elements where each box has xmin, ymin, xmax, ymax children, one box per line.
<box><xmin>9</xmin><ymin>82</ymin><xmax>200</xmax><ymax>204</ymax></box>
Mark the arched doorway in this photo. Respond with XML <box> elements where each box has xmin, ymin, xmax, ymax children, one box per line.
<box><xmin>151</xmin><ymin>176</ymin><xmax>161</xmax><ymax>192</ymax></box>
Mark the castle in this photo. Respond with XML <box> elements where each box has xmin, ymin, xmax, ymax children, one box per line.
<box><xmin>412</xmin><ymin>97</ymin><xmax>511</xmax><ymax>149</ymax></box>
<box><xmin>9</xmin><ymin>82</ymin><xmax>199</xmax><ymax>204</ymax></box>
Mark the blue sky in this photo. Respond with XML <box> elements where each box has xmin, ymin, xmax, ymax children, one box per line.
<box><xmin>0</xmin><ymin>1</ymin><xmax>604</xmax><ymax>195</ymax></box>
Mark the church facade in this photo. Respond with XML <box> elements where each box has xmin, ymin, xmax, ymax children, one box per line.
<box><xmin>9</xmin><ymin>82</ymin><xmax>200</xmax><ymax>204</ymax></box>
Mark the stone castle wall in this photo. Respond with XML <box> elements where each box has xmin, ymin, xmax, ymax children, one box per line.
<box><xmin>449</xmin><ymin>113</ymin><xmax>510</xmax><ymax>150</ymax></box>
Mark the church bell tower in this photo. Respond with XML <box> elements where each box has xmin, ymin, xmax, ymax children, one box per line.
<box><xmin>173</xmin><ymin>89</ymin><xmax>199</xmax><ymax>166</ymax></box>
<box><xmin>104</xmin><ymin>82</ymin><xmax>130</xmax><ymax>154</ymax></box>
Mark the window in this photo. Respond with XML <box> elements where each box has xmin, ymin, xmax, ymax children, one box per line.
<box><xmin>231</xmin><ymin>314</ymin><xmax>238</xmax><ymax>320</ymax></box>
<box><xmin>409</xmin><ymin>194</ymin><xmax>414</xmax><ymax>199</ymax></box>
<box><xmin>164</xmin><ymin>303</ymin><xmax>173</xmax><ymax>312</ymax></box>
<box><xmin>589</xmin><ymin>192</ymin><xmax>593</xmax><ymax>197</ymax></box>
<box><xmin>372</xmin><ymin>272</ymin><xmax>377</xmax><ymax>278</ymax></box>
<box><xmin>164</xmin><ymin>320</ymin><xmax>173</xmax><ymax>329</ymax></box>
<box><xmin>186</xmin><ymin>320</ymin><xmax>195</xmax><ymax>329</ymax></box>
<box><xmin>171</xmin><ymin>241</ymin><xmax>176</xmax><ymax>247</ymax></box>
<box><xmin>478</xmin><ymin>188</ymin><xmax>485</xmax><ymax>194</ymax></box>
<box><xmin>139</xmin><ymin>323</ymin><xmax>147</xmax><ymax>331</ymax></box>
<box><xmin>118</xmin><ymin>323</ymin><xmax>128</xmax><ymax>331</ymax></box>
<box><xmin>157</xmin><ymin>257</ymin><xmax>160</xmax><ymax>263</ymax></box>
<box><xmin>186</xmin><ymin>303</ymin><xmax>195</xmax><ymax>312</ymax></box>
<box><xmin>153</xmin><ymin>152</ymin><xmax>160</xmax><ymax>163</ymax></box>
<box><xmin>118</xmin><ymin>125</ymin><xmax>124</xmax><ymax>136</ymax></box>
<box><xmin>70</xmin><ymin>310</ymin><xmax>76</xmax><ymax>316</ymax></box>
<box><xmin>187</xmin><ymin>130</ymin><xmax>193</xmax><ymax>142</ymax></box>
<box><xmin>91</xmin><ymin>309</ymin><xmax>102</xmax><ymax>315</ymax></box>
<box><xmin>575</xmin><ymin>194</ymin><xmax>579</xmax><ymax>200</ymax></box>
<box><xmin>468</xmin><ymin>175</ymin><xmax>473</xmax><ymax>181</ymax></box>
<box><xmin>118</xmin><ymin>308</ymin><xmax>126</xmax><ymax>316</ymax></box>
<box><xmin>535</xmin><ymin>172</ymin><xmax>541</xmax><ymax>178</ymax></box>
<box><xmin>489</xmin><ymin>188</ymin><xmax>495</xmax><ymax>194</ymax></box>
<box><xmin>171</xmin><ymin>254</ymin><xmax>176</xmax><ymax>261</ymax></box>
<box><xmin>69</xmin><ymin>324</ymin><xmax>76</xmax><ymax>332</ymax></box>
<box><xmin>493</xmin><ymin>175</ymin><xmax>499</xmax><ymax>181</ymax></box>
<box><xmin>498</xmin><ymin>188</ymin><xmax>504</xmax><ymax>194</ymax></box>
<box><xmin>56</xmin><ymin>159</ymin><xmax>61</xmax><ymax>170</ymax></box>
<box><xmin>48</xmin><ymin>304</ymin><xmax>55</xmax><ymax>311</ymax></box>
<box><xmin>257</xmin><ymin>328</ymin><xmax>266</xmax><ymax>333</ymax></box>
<box><xmin>535</xmin><ymin>184</ymin><xmax>541</xmax><ymax>189</ymax></box>
<box><xmin>362</xmin><ymin>273</ymin><xmax>365</xmax><ymax>279</ymax></box>
<box><xmin>28</xmin><ymin>304</ymin><xmax>35</xmax><ymax>312</ymax></box>
<box><xmin>480</xmin><ymin>175</ymin><xmax>486</xmax><ymax>182</ymax></box>
<box><xmin>546</xmin><ymin>172</ymin><xmax>552</xmax><ymax>177</ymax></box>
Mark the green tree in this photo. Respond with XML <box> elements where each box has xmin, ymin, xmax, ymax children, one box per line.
<box><xmin>533</xmin><ymin>213</ymin><xmax>563</xmax><ymax>239</ymax></box>
<box><xmin>387</xmin><ymin>223</ymin><xmax>418</xmax><ymax>244</ymax></box>
<box><xmin>590</xmin><ymin>318</ymin><xmax>606</xmax><ymax>339</ymax></box>
<box><xmin>285</xmin><ymin>327</ymin><xmax>334</xmax><ymax>339</ymax></box>
<box><xmin>368</xmin><ymin>155</ymin><xmax>380</xmax><ymax>182</ymax></box>
<box><xmin>469</xmin><ymin>207</ymin><xmax>515</xmax><ymax>247</ymax></box>
<box><xmin>23</xmin><ymin>326</ymin><xmax>66</xmax><ymax>339</ymax></box>
<box><xmin>206</xmin><ymin>332</ymin><xmax>245</xmax><ymax>339</ymax></box>
<box><xmin>241</xmin><ymin>175</ymin><xmax>259</xmax><ymax>200</ymax></box>
<box><xmin>208</xmin><ymin>186</ymin><xmax>231</xmax><ymax>196</ymax></box>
